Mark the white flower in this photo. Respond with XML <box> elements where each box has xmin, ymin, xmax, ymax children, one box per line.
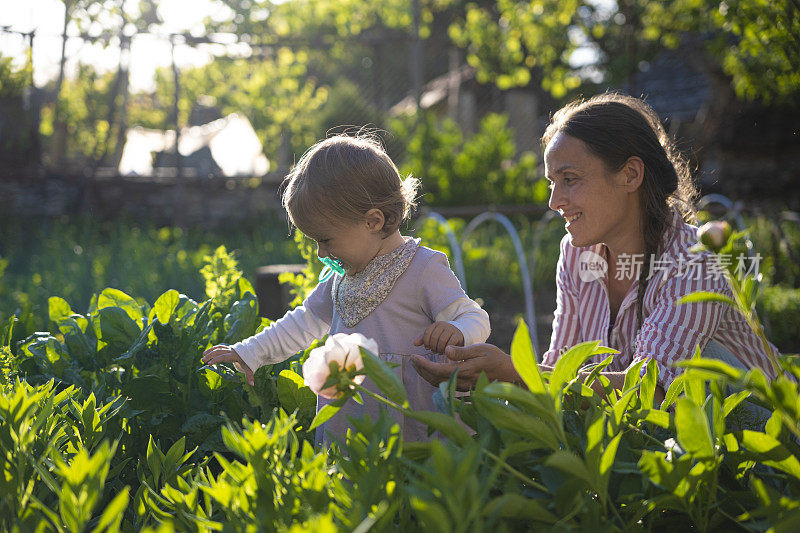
<box><xmin>302</xmin><ymin>333</ymin><xmax>378</xmax><ymax>399</ymax></box>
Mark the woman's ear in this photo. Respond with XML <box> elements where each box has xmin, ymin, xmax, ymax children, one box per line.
<box><xmin>621</xmin><ymin>156</ymin><xmax>645</xmax><ymax>192</ymax></box>
<box><xmin>364</xmin><ymin>208</ymin><xmax>386</xmax><ymax>233</ymax></box>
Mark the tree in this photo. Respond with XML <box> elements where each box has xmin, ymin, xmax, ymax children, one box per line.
<box><xmin>642</xmin><ymin>0</ymin><xmax>800</xmax><ymax>103</ymax></box>
<box><xmin>448</xmin><ymin>0</ymin><xmax>800</xmax><ymax>103</ymax></box>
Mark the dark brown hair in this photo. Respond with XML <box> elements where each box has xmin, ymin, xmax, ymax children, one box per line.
<box><xmin>542</xmin><ymin>92</ymin><xmax>698</xmax><ymax>330</ymax></box>
<box><xmin>282</xmin><ymin>134</ymin><xmax>419</xmax><ymax>236</ymax></box>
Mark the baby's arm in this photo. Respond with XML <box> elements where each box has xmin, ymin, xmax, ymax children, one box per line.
<box><xmin>415</xmin><ymin>251</ymin><xmax>491</xmax><ymax>353</ymax></box>
<box><xmin>232</xmin><ymin>305</ymin><xmax>329</xmax><ymax>370</ymax></box>
<box><xmin>202</xmin><ymin>305</ymin><xmax>329</xmax><ymax>383</ymax></box>
<box><xmin>415</xmin><ymin>298</ymin><xmax>490</xmax><ymax>353</ymax></box>
<box><xmin>436</xmin><ymin>298</ymin><xmax>491</xmax><ymax>346</ymax></box>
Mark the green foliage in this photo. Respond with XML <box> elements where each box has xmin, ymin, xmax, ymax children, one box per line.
<box><xmin>0</xmin><ymin>53</ymin><xmax>31</xmax><ymax>98</ymax></box>
<box><xmin>392</xmin><ymin>111</ymin><xmax>541</xmax><ymax>206</ymax></box>
<box><xmin>0</xmin><ymin>54</ymin><xmax>37</xmax><ymax>159</ymax></box>
<box><xmin>278</xmin><ymin>228</ymin><xmax>324</xmax><ymax>308</ymax></box>
<box><xmin>758</xmin><ymin>285</ymin><xmax>800</xmax><ymax>353</ymax></box>
<box><xmin>642</xmin><ymin>0</ymin><xmax>800</xmax><ymax>102</ymax></box>
<box><xmin>157</xmin><ymin>54</ymin><xmax>328</xmax><ymax>167</ymax></box>
<box><xmin>39</xmin><ymin>63</ymin><xmax>121</xmax><ymax>164</ymax></box>
<box><xmin>0</xmin><ymin>379</ymin><xmax>128</xmax><ymax>531</ymax></box>
<box><xmin>0</xmin><ymin>214</ymin><xmax>301</xmax><ymax>336</ymax></box>
<box><xmin>450</xmin><ymin>0</ymin><xmax>800</xmax><ymax>101</ymax></box>
<box><xmin>449</xmin><ymin>0</ymin><xmax>581</xmax><ymax>96</ymax></box>
<box><xmin>3</xmin><ymin>209</ymin><xmax>800</xmax><ymax>530</ymax></box>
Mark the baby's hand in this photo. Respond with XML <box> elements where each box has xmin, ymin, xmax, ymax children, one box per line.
<box><xmin>201</xmin><ymin>345</ymin><xmax>255</xmax><ymax>386</ymax></box>
<box><xmin>414</xmin><ymin>322</ymin><xmax>465</xmax><ymax>354</ymax></box>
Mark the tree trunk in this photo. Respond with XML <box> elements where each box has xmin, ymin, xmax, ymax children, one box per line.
<box><xmin>51</xmin><ymin>0</ymin><xmax>72</xmax><ymax>167</ymax></box>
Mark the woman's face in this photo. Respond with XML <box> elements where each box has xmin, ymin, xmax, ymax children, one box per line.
<box><xmin>544</xmin><ymin>131</ymin><xmax>640</xmax><ymax>249</ymax></box>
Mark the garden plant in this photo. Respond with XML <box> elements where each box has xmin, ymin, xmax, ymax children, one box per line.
<box><xmin>0</xmin><ymin>223</ymin><xmax>798</xmax><ymax>531</ymax></box>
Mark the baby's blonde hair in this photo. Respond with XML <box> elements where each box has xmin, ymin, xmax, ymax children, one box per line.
<box><xmin>281</xmin><ymin>134</ymin><xmax>419</xmax><ymax>236</ymax></box>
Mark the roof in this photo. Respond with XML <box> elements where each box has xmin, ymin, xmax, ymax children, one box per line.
<box><xmin>389</xmin><ymin>64</ymin><xmax>476</xmax><ymax>116</ymax></box>
<box><xmin>620</xmin><ymin>51</ymin><xmax>711</xmax><ymax>123</ymax></box>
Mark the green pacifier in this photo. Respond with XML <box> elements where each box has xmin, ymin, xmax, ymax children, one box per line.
<box><xmin>319</xmin><ymin>256</ymin><xmax>346</xmax><ymax>282</ymax></box>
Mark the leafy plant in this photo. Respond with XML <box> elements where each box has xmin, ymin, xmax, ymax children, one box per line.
<box><xmin>392</xmin><ymin>111</ymin><xmax>542</xmax><ymax>207</ymax></box>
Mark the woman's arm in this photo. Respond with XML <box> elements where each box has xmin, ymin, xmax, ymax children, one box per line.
<box><xmin>411</xmin><ymin>343</ymin><xmax>521</xmax><ymax>389</ymax></box>
<box><xmin>411</xmin><ymin>344</ymin><xmax>665</xmax><ymax>405</ymax></box>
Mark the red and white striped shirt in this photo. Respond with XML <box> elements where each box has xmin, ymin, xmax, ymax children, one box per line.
<box><xmin>542</xmin><ymin>213</ymin><xmax>778</xmax><ymax>389</ymax></box>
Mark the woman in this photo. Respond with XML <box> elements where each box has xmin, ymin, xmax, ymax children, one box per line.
<box><xmin>411</xmin><ymin>93</ymin><xmax>777</xmax><ymax>402</ymax></box>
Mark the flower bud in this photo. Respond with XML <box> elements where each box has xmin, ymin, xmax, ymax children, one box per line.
<box><xmin>302</xmin><ymin>333</ymin><xmax>376</xmax><ymax>399</ymax></box>
<box><xmin>697</xmin><ymin>221</ymin><xmax>732</xmax><ymax>252</ymax></box>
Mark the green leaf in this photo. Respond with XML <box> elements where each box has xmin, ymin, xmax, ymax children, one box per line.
<box><xmin>684</xmin><ymin>346</ymin><xmax>706</xmax><ymax>406</ymax></box>
<box><xmin>634</xmin><ymin>409</ymin><xmax>671</xmax><ymax>429</ymax></box>
<box><xmin>732</xmin><ymin>430</ymin><xmax>800</xmax><ymax>480</ymax></box>
<box><xmin>510</xmin><ymin>319</ymin><xmax>547</xmax><ymax>395</ymax></box>
<box><xmin>550</xmin><ymin>341</ymin><xmax>616</xmax><ymax>399</ymax></box>
<box><xmin>163</xmin><ymin>436</ymin><xmax>187</xmax><ymax>474</ymax></box>
<box><xmin>360</xmin><ymin>347</ymin><xmax>408</xmax><ymax>407</ymax></box>
<box><xmin>48</xmin><ymin>296</ymin><xmax>75</xmax><ymax>323</ymax></box>
<box><xmin>481</xmin><ymin>381</ymin><xmax>560</xmax><ymax>431</ymax></box>
<box><xmin>675</xmin><ymin>397</ymin><xmax>715</xmax><ymax>460</ymax></box>
<box><xmin>638</xmin><ymin>451</ymin><xmax>681</xmax><ymax>492</ymax></box>
<box><xmin>676</xmin><ymin>291</ymin><xmax>737</xmax><ymax>308</ymax></box>
<box><xmin>277</xmin><ymin>369</ymin><xmax>317</xmax><ymax>419</ymax></box>
<box><xmin>722</xmin><ymin>390</ymin><xmax>752</xmax><ymax>418</ymax></box>
<box><xmin>406</xmin><ymin>410</ymin><xmax>471</xmax><ymax>446</ymax></box>
<box><xmin>94</xmin><ymin>307</ymin><xmax>141</xmax><ymax>346</ymax></box>
<box><xmin>544</xmin><ymin>450</ymin><xmax>592</xmax><ymax>485</ymax></box>
<box><xmin>677</xmin><ymin>358</ymin><xmax>745</xmax><ymax>381</ymax></box>
<box><xmin>623</xmin><ymin>360</ymin><xmax>646</xmax><ymax>394</ymax></box>
<box><xmin>661</xmin><ymin>374</ymin><xmax>685</xmax><ymax>410</ymax></box>
<box><xmin>90</xmin><ymin>487</ymin><xmax>129</xmax><ymax>533</ymax></box>
<box><xmin>772</xmin><ymin>508</ymin><xmax>800</xmax><ymax>533</ymax></box>
<box><xmin>472</xmin><ymin>391</ymin><xmax>560</xmax><ymax>450</ymax></box>
<box><xmin>612</xmin><ymin>387</ymin><xmax>639</xmax><ymax>427</ymax></box>
<box><xmin>765</xmin><ymin>411</ymin><xmax>782</xmax><ymax>439</ymax></box>
<box><xmin>600</xmin><ymin>432</ymin><xmax>623</xmax><ymax>477</ymax></box>
<box><xmin>146</xmin><ymin>436</ymin><xmax>163</xmax><ymax>486</ymax></box>
<box><xmin>309</xmin><ymin>395</ymin><xmax>350</xmax><ymax>431</ymax></box>
<box><xmin>640</xmin><ymin>359</ymin><xmax>658</xmax><ymax>409</ymax></box>
<box><xmin>223</xmin><ymin>293</ymin><xmax>259</xmax><ymax>343</ymax></box>
<box><xmin>154</xmin><ymin>289</ymin><xmax>180</xmax><ymax>324</ymax></box>
<box><xmin>98</xmin><ymin>288</ymin><xmax>144</xmax><ymax>323</ymax></box>
<box><xmin>583</xmin><ymin>354</ymin><xmax>614</xmax><ymax>387</ymax></box>
<box><xmin>483</xmin><ymin>494</ymin><xmax>557</xmax><ymax>523</ymax></box>
<box><xmin>410</xmin><ymin>496</ymin><xmax>451</xmax><ymax>531</ymax></box>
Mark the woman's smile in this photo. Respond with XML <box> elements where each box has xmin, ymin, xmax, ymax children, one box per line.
<box><xmin>563</xmin><ymin>212</ymin><xmax>583</xmax><ymax>228</ymax></box>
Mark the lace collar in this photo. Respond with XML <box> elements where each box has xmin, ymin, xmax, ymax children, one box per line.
<box><xmin>332</xmin><ymin>237</ymin><xmax>420</xmax><ymax>328</ymax></box>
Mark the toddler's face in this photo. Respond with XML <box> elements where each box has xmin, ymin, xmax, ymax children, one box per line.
<box><xmin>301</xmin><ymin>218</ymin><xmax>383</xmax><ymax>276</ymax></box>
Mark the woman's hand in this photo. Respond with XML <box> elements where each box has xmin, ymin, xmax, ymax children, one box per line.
<box><xmin>201</xmin><ymin>345</ymin><xmax>255</xmax><ymax>386</ymax></box>
<box><xmin>411</xmin><ymin>343</ymin><xmax>520</xmax><ymax>391</ymax></box>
